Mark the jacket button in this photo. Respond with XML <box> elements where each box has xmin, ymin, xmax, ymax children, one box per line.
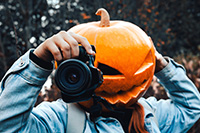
<box><xmin>19</xmin><ymin>58</ymin><xmax>25</xmax><ymax>67</ymax></box>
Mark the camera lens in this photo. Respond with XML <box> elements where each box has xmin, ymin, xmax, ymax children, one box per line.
<box><xmin>64</xmin><ymin>67</ymin><xmax>80</xmax><ymax>84</ymax></box>
<box><xmin>67</xmin><ymin>72</ymin><xmax>79</xmax><ymax>84</ymax></box>
<box><xmin>55</xmin><ymin>59</ymin><xmax>92</xmax><ymax>96</ymax></box>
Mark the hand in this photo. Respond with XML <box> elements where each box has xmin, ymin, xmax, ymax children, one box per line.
<box><xmin>33</xmin><ymin>31</ymin><xmax>95</xmax><ymax>62</ymax></box>
<box><xmin>149</xmin><ymin>37</ymin><xmax>168</xmax><ymax>73</ymax></box>
<box><xmin>155</xmin><ymin>50</ymin><xmax>168</xmax><ymax>73</ymax></box>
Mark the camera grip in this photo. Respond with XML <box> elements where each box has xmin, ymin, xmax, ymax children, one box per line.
<box><xmin>78</xmin><ymin>45</ymin><xmax>95</xmax><ymax>63</ymax></box>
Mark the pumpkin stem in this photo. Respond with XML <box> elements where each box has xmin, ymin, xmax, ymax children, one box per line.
<box><xmin>96</xmin><ymin>8</ymin><xmax>110</xmax><ymax>27</ymax></box>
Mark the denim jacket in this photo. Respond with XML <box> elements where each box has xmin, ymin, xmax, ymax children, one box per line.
<box><xmin>0</xmin><ymin>49</ymin><xmax>200</xmax><ymax>133</ymax></box>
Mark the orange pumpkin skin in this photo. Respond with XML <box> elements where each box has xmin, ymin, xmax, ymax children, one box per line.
<box><xmin>68</xmin><ymin>8</ymin><xmax>155</xmax><ymax>105</ymax></box>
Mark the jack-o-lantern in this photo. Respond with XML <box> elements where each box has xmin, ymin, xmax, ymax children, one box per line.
<box><xmin>68</xmin><ymin>8</ymin><xmax>155</xmax><ymax>105</ymax></box>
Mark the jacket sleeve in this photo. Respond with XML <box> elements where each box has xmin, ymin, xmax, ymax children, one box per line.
<box><xmin>0</xmin><ymin>50</ymin><xmax>68</xmax><ymax>133</ymax></box>
<box><xmin>147</xmin><ymin>57</ymin><xmax>200</xmax><ymax>132</ymax></box>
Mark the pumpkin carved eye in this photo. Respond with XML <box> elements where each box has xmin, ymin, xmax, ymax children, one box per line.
<box><xmin>97</xmin><ymin>62</ymin><xmax>122</xmax><ymax>75</ymax></box>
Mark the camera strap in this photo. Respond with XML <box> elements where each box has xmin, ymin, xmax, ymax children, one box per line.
<box><xmin>67</xmin><ymin>103</ymin><xmax>86</xmax><ymax>133</ymax></box>
<box><xmin>79</xmin><ymin>95</ymin><xmax>124</xmax><ymax>120</ymax></box>
<box><xmin>138</xmin><ymin>99</ymin><xmax>159</xmax><ymax>127</ymax></box>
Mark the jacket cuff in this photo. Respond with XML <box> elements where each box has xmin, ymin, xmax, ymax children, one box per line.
<box><xmin>154</xmin><ymin>57</ymin><xmax>186</xmax><ymax>83</ymax></box>
<box><xmin>30</xmin><ymin>50</ymin><xmax>53</xmax><ymax>70</ymax></box>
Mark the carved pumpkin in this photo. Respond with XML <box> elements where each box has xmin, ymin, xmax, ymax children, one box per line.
<box><xmin>68</xmin><ymin>8</ymin><xmax>155</xmax><ymax>105</ymax></box>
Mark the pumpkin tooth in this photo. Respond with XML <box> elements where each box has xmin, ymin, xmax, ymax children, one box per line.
<box><xmin>117</xmin><ymin>94</ymin><xmax>128</xmax><ymax>104</ymax></box>
<box><xmin>108</xmin><ymin>96</ymin><xmax>119</xmax><ymax>104</ymax></box>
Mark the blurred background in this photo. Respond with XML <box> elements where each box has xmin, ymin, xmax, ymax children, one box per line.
<box><xmin>0</xmin><ymin>0</ymin><xmax>199</xmax><ymax>132</ymax></box>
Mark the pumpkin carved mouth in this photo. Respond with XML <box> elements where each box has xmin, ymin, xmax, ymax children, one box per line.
<box><xmin>95</xmin><ymin>78</ymin><xmax>149</xmax><ymax>104</ymax></box>
<box><xmin>96</xmin><ymin>79</ymin><xmax>147</xmax><ymax>96</ymax></box>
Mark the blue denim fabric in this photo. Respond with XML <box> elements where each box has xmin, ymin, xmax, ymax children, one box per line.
<box><xmin>0</xmin><ymin>50</ymin><xmax>200</xmax><ymax>133</ymax></box>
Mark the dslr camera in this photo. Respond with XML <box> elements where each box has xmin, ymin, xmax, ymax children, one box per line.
<box><xmin>55</xmin><ymin>45</ymin><xmax>103</xmax><ymax>103</ymax></box>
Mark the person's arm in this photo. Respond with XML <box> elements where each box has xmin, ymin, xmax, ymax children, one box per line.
<box><xmin>0</xmin><ymin>49</ymin><xmax>53</xmax><ymax>132</ymax></box>
<box><xmin>147</xmin><ymin>52</ymin><xmax>200</xmax><ymax>132</ymax></box>
<box><xmin>0</xmin><ymin>31</ymin><xmax>95</xmax><ymax>132</ymax></box>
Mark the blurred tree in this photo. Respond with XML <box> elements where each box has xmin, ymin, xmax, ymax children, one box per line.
<box><xmin>1</xmin><ymin>0</ymin><xmax>199</xmax><ymax>79</ymax></box>
<box><xmin>0</xmin><ymin>0</ymin><xmax>50</xmax><ymax>78</ymax></box>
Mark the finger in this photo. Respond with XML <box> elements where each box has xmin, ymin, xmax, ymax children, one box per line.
<box><xmin>46</xmin><ymin>39</ymin><xmax>62</xmax><ymax>61</ymax></box>
<box><xmin>53</xmin><ymin>35</ymin><xmax>71</xmax><ymax>60</ymax></box>
<box><xmin>69</xmin><ymin>32</ymin><xmax>95</xmax><ymax>55</ymax></box>
<box><xmin>149</xmin><ymin>36</ymin><xmax>157</xmax><ymax>52</ymax></box>
<box><xmin>60</xmin><ymin>32</ymin><xmax>79</xmax><ymax>58</ymax></box>
<box><xmin>154</xmin><ymin>50</ymin><xmax>162</xmax><ymax>61</ymax></box>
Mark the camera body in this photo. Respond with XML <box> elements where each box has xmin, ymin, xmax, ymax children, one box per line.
<box><xmin>55</xmin><ymin>45</ymin><xmax>103</xmax><ymax>103</ymax></box>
